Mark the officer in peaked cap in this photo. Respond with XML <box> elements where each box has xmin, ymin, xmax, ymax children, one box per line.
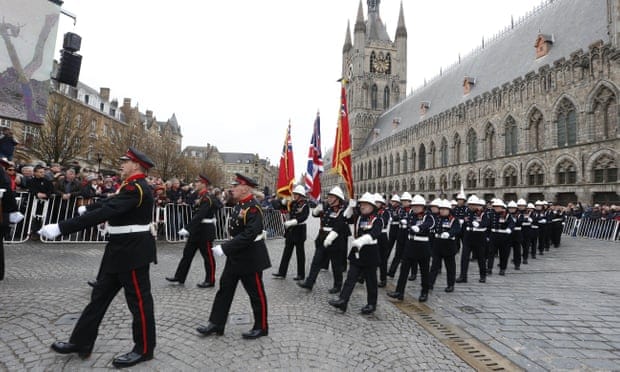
<box><xmin>167</xmin><ymin>174</ymin><xmax>223</xmax><ymax>288</ymax></box>
<box><xmin>41</xmin><ymin>147</ymin><xmax>157</xmax><ymax>368</ymax></box>
<box><xmin>197</xmin><ymin>173</ymin><xmax>271</xmax><ymax>340</ymax></box>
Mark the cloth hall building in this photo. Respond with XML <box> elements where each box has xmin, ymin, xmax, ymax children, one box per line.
<box><xmin>322</xmin><ymin>0</ymin><xmax>620</xmax><ymax>205</ymax></box>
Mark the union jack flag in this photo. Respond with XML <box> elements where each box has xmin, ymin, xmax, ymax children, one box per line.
<box><xmin>305</xmin><ymin>113</ymin><xmax>323</xmax><ymax>200</ymax></box>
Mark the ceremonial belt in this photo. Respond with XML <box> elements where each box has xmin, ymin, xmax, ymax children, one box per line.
<box><xmin>362</xmin><ymin>238</ymin><xmax>378</xmax><ymax>245</ymax></box>
<box><xmin>107</xmin><ymin>224</ymin><xmax>151</xmax><ymax>234</ymax></box>
<box><xmin>491</xmin><ymin>228</ymin><xmax>511</xmax><ymax>234</ymax></box>
<box><xmin>466</xmin><ymin>227</ymin><xmax>487</xmax><ymax>232</ymax></box>
<box><xmin>434</xmin><ymin>234</ymin><xmax>456</xmax><ymax>240</ymax></box>
<box><xmin>201</xmin><ymin>218</ymin><xmax>216</xmax><ymax>224</ymax></box>
<box><xmin>522</xmin><ymin>222</ymin><xmax>532</xmax><ymax>226</ymax></box>
<box><xmin>408</xmin><ymin>235</ymin><xmax>429</xmax><ymax>242</ymax></box>
<box><xmin>391</xmin><ymin>222</ymin><xmax>400</xmax><ymax>225</ymax></box>
<box><xmin>552</xmin><ymin>218</ymin><xmax>563</xmax><ymax>222</ymax></box>
<box><xmin>513</xmin><ymin>227</ymin><xmax>522</xmax><ymax>231</ymax></box>
<box><xmin>322</xmin><ymin>227</ymin><xmax>333</xmax><ymax>232</ymax></box>
<box><xmin>254</xmin><ymin>231</ymin><xmax>266</xmax><ymax>241</ymax></box>
<box><xmin>381</xmin><ymin>228</ymin><xmax>389</xmax><ymax>233</ymax></box>
<box><xmin>531</xmin><ymin>225</ymin><xmax>539</xmax><ymax>229</ymax></box>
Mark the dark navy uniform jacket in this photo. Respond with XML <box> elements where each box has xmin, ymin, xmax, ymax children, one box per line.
<box><xmin>285</xmin><ymin>199</ymin><xmax>309</xmax><ymax>242</ymax></box>
<box><xmin>59</xmin><ymin>173</ymin><xmax>156</xmax><ymax>273</ymax></box>
<box><xmin>222</xmin><ymin>194</ymin><xmax>271</xmax><ymax>275</ymax></box>
<box><xmin>349</xmin><ymin>213</ymin><xmax>382</xmax><ymax>267</ymax></box>
<box><xmin>185</xmin><ymin>191</ymin><xmax>222</xmax><ymax>242</ymax></box>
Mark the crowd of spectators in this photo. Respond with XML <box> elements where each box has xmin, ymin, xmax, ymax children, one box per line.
<box><xmin>563</xmin><ymin>202</ymin><xmax>620</xmax><ymax>221</ymax></box>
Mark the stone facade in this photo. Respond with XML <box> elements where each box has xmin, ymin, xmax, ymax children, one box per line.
<box><xmin>323</xmin><ymin>0</ymin><xmax>620</xmax><ymax>205</ymax></box>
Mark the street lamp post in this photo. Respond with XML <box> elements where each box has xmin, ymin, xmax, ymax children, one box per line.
<box><xmin>96</xmin><ymin>153</ymin><xmax>102</xmax><ymax>173</ymax></box>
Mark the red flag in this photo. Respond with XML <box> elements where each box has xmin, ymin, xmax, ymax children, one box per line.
<box><xmin>276</xmin><ymin>123</ymin><xmax>295</xmax><ymax>197</ymax></box>
<box><xmin>305</xmin><ymin>112</ymin><xmax>323</xmax><ymax>200</ymax></box>
<box><xmin>331</xmin><ymin>82</ymin><xmax>354</xmax><ymax>199</ymax></box>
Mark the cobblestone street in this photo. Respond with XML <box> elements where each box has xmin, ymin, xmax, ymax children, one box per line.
<box><xmin>0</xmin><ymin>221</ymin><xmax>619</xmax><ymax>371</ymax></box>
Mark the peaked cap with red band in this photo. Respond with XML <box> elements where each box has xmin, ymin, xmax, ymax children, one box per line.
<box><xmin>197</xmin><ymin>174</ymin><xmax>210</xmax><ymax>185</ymax></box>
<box><xmin>230</xmin><ymin>172</ymin><xmax>258</xmax><ymax>187</ymax></box>
<box><xmin>119</xmin><ymin>147</ymin><xmax>155</xmax><ymax>170</ymax></box>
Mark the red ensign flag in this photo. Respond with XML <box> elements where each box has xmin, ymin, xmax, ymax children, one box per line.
<box><xmin>276</xmin><ymin>123</ymin><xmax>295</xmax><ymax>197</ymax></box>
<box><xmin>331</xmin><ymin>83</ymin><xmax>354</xmax><ymax>199</ymax></box>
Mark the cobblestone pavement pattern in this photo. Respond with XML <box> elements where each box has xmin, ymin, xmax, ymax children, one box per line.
<box><xmin>0</xmin><ymin>218</ymin><xmax>618</xmax><ymax>371</ymax></box>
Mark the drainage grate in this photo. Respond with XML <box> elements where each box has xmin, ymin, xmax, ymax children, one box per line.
<box><xmin>387</xmin><ymin>286</ymin><xmax>523</xmax><ymax>372</ymax></box>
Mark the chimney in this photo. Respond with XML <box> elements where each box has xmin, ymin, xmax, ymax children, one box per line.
<box><xmin>123</xmin><ymin>97</ymin><xmax>131</xmax><ymax>109</ymax></box>
<box><xmin>99</xmin><ymin>87</ymin><xmax>110</xmax><ymax>102</ymax></box>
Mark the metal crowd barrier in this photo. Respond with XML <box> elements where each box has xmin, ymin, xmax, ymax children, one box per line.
<box><xmin>563</xmin><ymin>216</ymin><xmax>620</xmax><ymax>242</ymax></box>
<box><xmin>6</xmin><ymin>194</ymin><xmax>286</xmax><ymax>244</ymax></box>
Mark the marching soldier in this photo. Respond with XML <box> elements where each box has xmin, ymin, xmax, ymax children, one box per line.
<box><xmin>374</xmin><ymin>193</ymin><xmax>390</xmax><ymax>287</ymax></box>
<box><xmin>507</xmin><ymin>200</ymin><xmax>524</xmax><ymax>270</ymax></box>
<box><xmin>427</xmin><ymin>198</ymin><xmax>442</xmax><ymax>281</ymax></box>
<box><xmin>516</xmin><ymin>199</ymin><xmax>531</xmax><ymax>265</ymax></box>
<box><xmin>273</xmin><ymin>185</ymin><xmax>309</xmax><ymax>280</ymax></box>
<box><xmin>385</xmin><ymin>194</ymin><xmax>402</xmax><ymax>277</ymax></box>
<box><xmin>456</xmin><ymin>196</ymin><xmax>489</xmax><ymax>284</ymax></box>
<box><xmin>196</xmin><ymin>173</ymin><xmax>271</xmax><ymax>339</ymax></box>
<box><xmin>298</xmin><ymin>186</ymin><xmax>350</xmax><ymax>294</ymax></box>
<box><xmin>453</xmin><ymin>192</ymin><xmax>468</xmax><ymax>253</ymax></box>
<box><xmin>41</xmin><ymin>147</ymin><xmax>157</xmax><ymax>368</ymax></box>
<box><xmin>166</xmin><ymin>174</ymin><xmax>222</xmax><ymax>288</ymax></box>
<box><xmin>535</xmin><ymin>200</ymin><xmax>549</xmax><ymax>255</ymax></box>
<box><xmin>429</xmin><ymin>200</ymin><xmax>460</xmax><ymax>293</ymax></box>
<box><xmin>387</xmin><ymin>194</ymin><xmax>434</xmax><ymax>302</ymax></box>
<box><xmin>387</xmin><ymin>192</ymin><xmax>412</xmax><ymax>278</ymax></box>
<box><xmin>328</xmin><ymin>193</ymin><xmax>381</xmax><ymax>314</ymax></box>
<box><xmin>550</xmin><ymin>203</ymin><xmax>565</xmax><ymax>248</ymax></box>
<box><xmin>526</xmin><ymin>202</ymin><xmax>540</xmax><ymax>259</ymax></box>
<box><xmin>488</xmin><ymin>199</ymin><xmax>515</xmax><ymax>276</ymax></box>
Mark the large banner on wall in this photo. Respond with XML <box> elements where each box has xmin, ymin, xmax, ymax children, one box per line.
<box><xmin>0</xmin><ymin>0</ymin><xmax>61</xmax><ymax>124</ymax></box>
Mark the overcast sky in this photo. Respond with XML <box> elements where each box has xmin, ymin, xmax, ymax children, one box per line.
<box><xmin>54</xmin><ymin>0</ymin><xmax>544</xmax><ymax>176</ymax></box>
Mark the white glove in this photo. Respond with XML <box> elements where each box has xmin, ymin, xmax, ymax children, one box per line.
<box><xmin>39</xmin><ymin>224</ymin><xmax>61</xmax><ymax>239</ymax></box>
<box><xmin>212</xmin><ymin>244</ymin><xmax>224</xmax><ymax>257</ymax></box>
<box><xmin>440</xmin><ymin>232</ymin><xmax>450</xmax><ymax>239</ymax></box>
<box><xmin>178</xmin><ymin>228</ymin><xmax>189</xmax><ymax>237</ymax></box>
<box><xmin>312</xmin><ymin>204</ymin><xmax>323</xmax><ymax>216</ymax></box>
<box><xmin>411</xmin><ymin>225</ymin><xmax>420</xmax><ymax>233</ymax></box>
<box><xmin>77</xmin><ymin>205</ymin><xmax>87</xmax><ymax>215</ymax></box>
<box><xmin>400</xmin><ymin>219</ymin><xmax>408</xmax><ymax>227</ymax></box>
<box><xmin>324</xmin><ymin>231</ymin><xmax>338</xmax><ymax>247</ymax></box>
<box><xmin>281</xmin><ymin>199</ymin><xmax>288</xmax><ymax>206</ymax></box>
<box><xmin>9</xmin><ymin>211</ymin><xmax>24</xmax><ymax>224</ymax></box>
<box><xmin>352</xmin><ymin>234</ymin><xmax>373</xmax><ymax>248</ymax></box>
<box><xmin>344</xmin><ymin>204</ymin><xmax>354</xmax><ymax>219</ymax></box>
<box><xmin>527</xmin><ymin>217</ymin><xmax>533</xmax><ymax>223</ymax></box>
<box><xmin>506</xmin><ymin>228</ymin><xmax>512</xmax><ymax>234</ymax></box>
<box><xmin>348</xmin><ymin>199</ymin><xmax>357</xmax><ymax>208</ymax></box>
<box><xmin>472</xmin><ymin>221</ymin><xmax>480</xmax><ymax>228</ymax></box>
<box><xmin>539</xmin><ymin>219</ymin><xmax>546</xmax><ymax>223</ymax></box>
<box><xmin>284</xmin><ymin>219</ymin><xmax>298</xmax><ymax>228</ymax></box>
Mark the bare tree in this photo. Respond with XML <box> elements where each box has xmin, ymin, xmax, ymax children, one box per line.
<box><xmin>29</xmin><ymin>93</ymin><xmax>90</xmax><ymax>164</ymax></box>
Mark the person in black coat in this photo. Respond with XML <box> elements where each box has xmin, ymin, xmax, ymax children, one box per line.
<box><xmin>0</xmin><ymin>165</ymin><xmax>22</xmax><ymax>280</ymax></box>
<box><xmin>429</xmin><ymin>200</ymin><xmax>461</xmax><ymax>292</ymax></box>
<box><xmin>41</xmin><ymin>147</ymin><xmax>157</xmax><ymax>368</ymax></box>
<box><xmin>196</xmin><ymin>173</ymin><xmax>271</xmax><ymax>340</ymax></box>
<box><xmin>167</xmin><ymin>175</ymin><xmax>222</xmax><ymax>288</ymax></box>
<box><xmin>273</xmin><ymin>185</ymin><xmax>309</xmax><ymax>280</ymax></box>
<box><xmin>329</xmin><ymin>192</ymin><xmax>382</xmax><ymax>314</ymax></box>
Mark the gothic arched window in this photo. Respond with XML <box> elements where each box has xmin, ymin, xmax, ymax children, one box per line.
<box><xmin>483</xmin><ymin>168</ymin><xmax>496</xmax><ymax>188</ymax></box>
<box><xmin>592</xmin><ymin>154</ymin><xmax>618</xmax><ymax>183</ymax></box>
<box><xmin>503</xmin><ymin>166</ymin><xmax>518</xmax><ymax>187</ymax></box>
<box><xmin>429</xmin><ymin>142</ymin><xmax>436</xmax><ymax>169</ymax></box>
<box><xmin>505</xmin><ymin>116</ymin><xmax>518</xmax><ymax>155</ymax></box>
<box><xmin>485</xmin><ymin>123</ymin><xmax>495</xmax><ymax>159</ymax></box>
<box><xmin>453</xmin><ymin>133</ymin><xmax>461</xmax><ymax>164</ymax></box>
<box><xmin>528</xmin><ymin>108</ymin><xmax>544</xmax><ymax>151</ymax></box>
<box><xmin>371</xmin><ymin>84</ymin><xmax>378</xmax><ymax>110</ymax></box>
<box><xmin>383</xmin><ymin>86</ymin><xmax>390</xmax><ymax>109</ymax></box>
<box><xmin>556</xmin><ymin>159</ymin><xmax>577</xmax><ymax>184</ymax></box>
<box><xmin>466</xmin><ymin>129</ymin><xmax>477</xmax><ymax>163</ymax></box>
<box><xmin>592</xmin><ymin>86</ymin><xmax>617</xmax><ymax>139</ymax></box>
<box><xmin>418</xmin><ymin>143</ymin><xmax>426</xmax><ymax>170</ymax></box>
<box><xmin>557</xmin><ymin>98</ymin><xmax>577</xmax><ymax>147</ymax></box>
<box><xmin>527</xmin><ymin>163</ymin><xmax>545</xmax><ymax>186</ymax></box>
<box><xmin>440</xmin><ymin>137</ymin><xmax>448</xmax><ymax>167</ymax></box>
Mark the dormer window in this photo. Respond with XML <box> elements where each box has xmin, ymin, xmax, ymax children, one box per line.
<box><xmin>463</xmin><ymin>77</ymin><xmax>476</xmax><ymax>95</ymax></box>
<box><xmin>373</xmin><ymin>128</ymin><xmax>380</xmax><ymax>140</ymax></box>
<box><xmin>420</xmin><ymin>101</ymin><xmax>431</xmax><ymax>115</ymax></box>
<box><xmin>392</xmin><ymin>117</ymin><xmax>401</xmax><ymax>129</ymax></box>
<box><xmin>535</xmin><ymin>34</ymin><xmax>554</xmax><ymax>58</ymax></box>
